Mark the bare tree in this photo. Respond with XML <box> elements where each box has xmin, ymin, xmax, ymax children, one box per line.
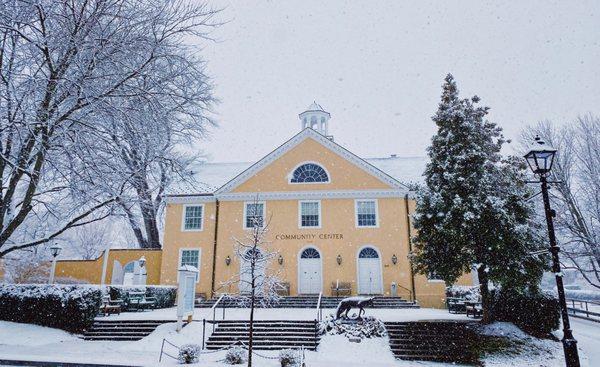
<box><xmin>218</xmin><ymin>201</ymin><xmax>281</xmax><ymax>367</ymax></box>
<box><xmin>524</xmin><ymin>115</ymin><xmax>600</xmax><ymax>289</ymax></box>
<box><xmin>68</xmin><ymin>220</ymin><xmax>114</xmax><ymax>260</ymax></box>
<box><xmin>0</xmin><ymin>0</ymin><xmax>219</xmax><ymax>257</ymax></box>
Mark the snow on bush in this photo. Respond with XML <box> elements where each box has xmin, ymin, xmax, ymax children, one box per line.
<box><xmin>107</xmin><ymin>285</ymin><xmax>176</xmax><ymax>309</ymax></box>
<box><xmin>319</xmin><ymin>315</ymin><xmax>387</xmax><ymax>339</ymax></box>
<box><xmin>0</xmin><ymin>284</ymin><xmax>102</xmax><ymax>333</ymax></box>
<box><xmin>446</xmin><ymin>285</ymin><xmax>481</xmax><ymax>301</ymax></box>
<box><xmin>225</xmin><ymin>346</ymin><xmax>247</xmax><ymax>365</ymax></box>
<box><xmin>178</xmin><ymin>343</ymin><xmax>201</xmax><ymax>364</ymax></box>
<box><xmin>279</xmin><ymin>349</ymin><xmax>300</xmax><ymax>367</ymax></box>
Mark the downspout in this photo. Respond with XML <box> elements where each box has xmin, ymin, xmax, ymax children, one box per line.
<box><xmin>404</xmin><ymin>194</ymin><xmax>417</xmax><ymax>302</ymax></box>
<box><xmin>210</xmin><ymin>198</ymin><xmax>220</xmax><ymax>298</ymax></box>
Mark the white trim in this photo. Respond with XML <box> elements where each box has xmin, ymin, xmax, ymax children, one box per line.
<box><xmin>355</xmin><ymin>199</ymin><xmax>379</xmax><ymax>228</ymax></box>
<box><xmin>356</xmin><ymin>245</ymin><xmax>384</xmax><ymax>295</ymax></box>
<box><xmin>217</xmin><ymin>189</ymin><xmax>407</xmax><ymax>202</ymax></box>
<box><xmin>243</xmin><ymin>201</ymin><xmax>266</xmax><ymax>229</ymax></box>
<box><xmin>181</xmin><ymin>204</ymin><xmax>204</xmax><ymax>232</ymax></box>
<box><xmin>166</xmin><ymin>195</ymin><xmax>215</xmax><ymax>204</ymax></box>
<box><xmin>178</xmin><ymin>248</ymin><xmax>201</xmax><ymax>283</ymax></box>
<box><xmin>298</xmin><ymin>200</ymin><xmax>321</xmax><ymax>229</ymax></box>
<box><xmin>297</xmin><ymin>245</ymin><xmax>323</xmax><ymax>295</ymax></box>
<box><xmin>215</xmin><ymin>128</ymin><xmax>409</xmax><ymax>195</ymax></box>
<box><xmin>288</xmin><ymin>161</ymin><xmax>331</xmax><ymax>184</ymax></box>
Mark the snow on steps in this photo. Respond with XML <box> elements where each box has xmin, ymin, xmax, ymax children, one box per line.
<box><xmin>196</xmin><ymin>296</ymin><xmax>419</xmax><ymax>309</ymax></box>
<box><xmin>205</xmin><ymin>320</ymin><xmax>320</xmax><ymax>351</ymax></box>
<box><xmin>82</xmin><ymin>320</ymin><xmax>171</xmax><ymax>341</ymax></box>
<box><xmin>385</xmin><ymin>320</ymin><xmax>479</xmax><ymax>363</ymax></box>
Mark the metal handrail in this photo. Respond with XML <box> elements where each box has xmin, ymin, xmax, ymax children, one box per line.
<box><xmin>316</xmin><ymin>291</ymin><xmax>323</xmax><ymax>321</ymax></box>
<box><xmin>566</xmin><ymin>298</ymin><xmax>600</xmax><ymax>321</ymax></box>
<box><xmin>211</xmin><ymin>294</ymin><xmax>226</xmax><ymax>332</ymax></box>
<box><xmin>395</xmin><ymin>284</ymin><xmax>414</xmax><ymax>302</ymax></box>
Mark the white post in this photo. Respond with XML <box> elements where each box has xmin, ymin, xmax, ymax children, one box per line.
<box><xmin>49</xmin><ymin>257</ymin><xmax>58</xmax><ymax>284</ymax></box>
<box><xmin>100</xmin><ymin>246</ymin><xmax>110</xmax><ymax>286</ymax></box>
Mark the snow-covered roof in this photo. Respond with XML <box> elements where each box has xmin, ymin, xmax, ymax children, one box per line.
<box><xmin>170</xmin><ymin>155</ymin><xmax>426</xmax><ymax>195</ymax></box>
<box><xmin>305</xmin><ymin>101</ymin><xmax>326</xmax><ymax>112</ymax></box>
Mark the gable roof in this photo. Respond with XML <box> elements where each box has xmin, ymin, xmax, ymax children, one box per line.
<box><xmin>214</xmin><ymin>128</ymin><xmax>411</xmax><ymax>195</ymax></box>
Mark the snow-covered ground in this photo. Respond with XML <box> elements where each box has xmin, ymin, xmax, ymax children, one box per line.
<box><xmin>99</xmin><ymin>306</ymin><xmax>471</xmax><ymax>322</ymax></box>
<box><xmin>0</xmin><ymin>308</ymin><xmax>597</xmax><ymax>366</ymax></box>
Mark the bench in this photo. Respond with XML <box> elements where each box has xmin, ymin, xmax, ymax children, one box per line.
<box><xmin>125</xmin><ymin>291</ymin><xmax>156</xmax><ymax>312</ymax></box>
<box><xmin>465</xmin><ymin>301</ymin><xmax>483</xmax><ymax>318</ymax></box>
<box><xmin>100</xmin><ymin>295</ymin><xmax>123</xmax><ymax>316</ymax></box>
<box><xmin>446</xmin><ymin>297</ymin><xmax>467</xmax><ymax>314</ymax></box>
<box><xmin>331</xmin><ymin>281</ymin><xmax>352</xmax><ymax>296</ymax></box>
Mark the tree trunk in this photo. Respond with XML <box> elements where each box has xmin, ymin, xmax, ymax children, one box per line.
<box><xmin>248</xmin><ymin>267</ymin><xmax>255</xmax><ymax>367</ymax></box>
<box><xmin>478</xmin><ymin>266</ymin><xmax>492</xmax><ymax>324</ymax></box>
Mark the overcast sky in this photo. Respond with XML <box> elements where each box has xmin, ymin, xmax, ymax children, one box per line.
<box><xmin>197</xmin><ymin>0</ymin><xmax>600</xmax><ymax>163</ymax></box>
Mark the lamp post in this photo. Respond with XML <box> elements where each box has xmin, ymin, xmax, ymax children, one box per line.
<box><xmin>524</xmin><ymin>136</ymin><xmax>580</xmax><ymax>367</ymax></box>
<box><xmin>48</xmin><ymin>243</ymin><xmax>62</xmax><ymax>284</ymax></box>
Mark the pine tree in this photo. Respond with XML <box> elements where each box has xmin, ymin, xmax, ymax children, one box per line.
<box><xmin>412</xmin><ymin>74</ymin><xmax>547</xmax><ymax>322</ymax></box>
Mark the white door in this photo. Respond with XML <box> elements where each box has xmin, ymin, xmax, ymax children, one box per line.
<box><xmin>358</xmin><ymin>247</ymin><xmax>383</xmax><ymax>294</ymax></box>
<box><xmin>299</xmin><ymin>248</ymin><xmax>322</xmax><ymax>294</ymax></box>
<box><xmin>239</xmin><ymin>249</ymin><xmax>265</xmax><ymax>294</ymax></box>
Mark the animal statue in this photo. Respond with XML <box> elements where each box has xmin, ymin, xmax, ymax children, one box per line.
<box><xmin>335</xmin><ymin>296</ymin><xmax>375</xmax><ymax>320</ymax></box>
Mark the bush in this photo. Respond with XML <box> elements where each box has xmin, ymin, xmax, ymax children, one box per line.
<box><xmin>107</xmin><ymin>285</ymin><xmax>176</xmax><ymax>309</ymax></box>
<box><xmin>563</xmin><ymin>289</ymin><xmax>600</xmax><ymax>302</ymax></box>
<box><xmin>446</xmin><ymin>285</ymin><xmax>481</xmax><ymax>301</ymax></box>
<box><xmin>225</xmin><ymin>346</ymin><xmax>247</xmax><ymax>365</ymax></box>
<box><xmin>489</xmin><ymin>288</ymin><xmax>559</xmax><ymax>337</ymax></box>
<box><xmin>0</xmin><ymin>284</ymin><xmax>102</xmax><ymax>333</ymax></box>
<box><xmin>279</xmin><ymin>349</ymin><xmax>300</xmax><ymax>367</ymax></box>
<box><xmin>178</xmin><ymin>343</ymin><xmax>201</xmax><ymax>364</ymax></box>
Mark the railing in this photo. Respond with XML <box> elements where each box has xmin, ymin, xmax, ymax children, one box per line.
<box><xmin>211</xmin><ymin>294</ymin><xmax>226</xmax><ymax>332</ymax></box>
<box><xmin>396</xmin><ymin>284</ymin><xmax>414</xmax><ymax>303</ymax></box>
<box><xmin>315</xmin><ymin>291</ymin><xmax>323</xmax><ymax>322</ymax></box>
<box><xmin>566</xmin><ymin>298</ymin><xmax>600</xmax><ymax>322</ymax></box>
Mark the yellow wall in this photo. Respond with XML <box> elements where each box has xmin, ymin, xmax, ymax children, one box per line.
<box><xmin>55</xmin><ymin>249</ymin><xmax>162</xmax><ymax>285</ymax></box>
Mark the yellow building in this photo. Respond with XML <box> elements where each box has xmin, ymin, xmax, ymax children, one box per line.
<box><xmin>56</xmin><ymin>103</ymin><xmax>472</xmax><ymax>308</ymax></box>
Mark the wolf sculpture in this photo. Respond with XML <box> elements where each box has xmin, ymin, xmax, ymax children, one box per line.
<box><xmin>335</xmin><ymin>296</ymin><xmax>374</xmax><ymax>319</ymax></box>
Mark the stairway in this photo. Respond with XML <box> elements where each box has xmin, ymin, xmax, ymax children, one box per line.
<box><xmin>206</xmin><ymin>320</ymin><xmax>319</xmax><ymax>350</ymax></box>
<box><xmin>82</xmin><ymin>319</ymin><xmax>172</xmax><ymax>341</ymax></box>
<box><xmin>196</xmin><ymin>296</ymin><xmax>419</xmax><ymax>309</ymax></box>
<box><xmin>385</xmin><ymin>321</ymin><xmax>479</xmax><ymax>364</ymax></box>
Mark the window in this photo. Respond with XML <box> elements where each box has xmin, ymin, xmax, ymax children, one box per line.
<box><xmin>300</xmin><ymin>247</ymin><xmax>320</xmax><ymax>259</ymax></box>
<box><xmin>359</xmin><ymin>247</ymin><xmax>379</xmax><ymax>258</ymax></box>
<box><xmin>290</xmin><ymin>163</ymin><xmax>329</xmax><ymax>183</ymax></box>
<box><xmin>244</xmin><ymin>202</ymin><xmax>265</xmax><ymax>229</ymax></box>
<box><xmin>179</xmin><ymin>249</ymin><xmax>200</xmax><ymax>282</ymax></box>
<box><xmin>299</xmin><ymin>201</ymin><xmax>320</xmax><ymax>228</ymax></box>
<box><xmin>356</xmin><ymin>200</ymin><xmax>378</xmax><ymax>227</ymax></box>
<box><xmin>182</xmin><ymin>205</ymin><xmax>203</xmax><ymax>231</ymax></box>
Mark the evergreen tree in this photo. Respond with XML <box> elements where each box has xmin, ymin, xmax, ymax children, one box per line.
<box><xmin>412</xmin><ymin>74</ymin><xmax>547</xmax><ymax>322</ymax></box>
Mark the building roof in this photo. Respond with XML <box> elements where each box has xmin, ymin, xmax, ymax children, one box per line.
<box><xmin>171</xmin><ymin>155</ymin><xmax>426</xmax><ymax>195</ymax></box>
<box><xmin>306</xmin><ymin>101</ymin><xmax>326</xmax><ymax>112</ymax></box>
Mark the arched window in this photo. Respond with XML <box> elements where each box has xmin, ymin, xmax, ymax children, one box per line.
<box><xmin>359</xmin><ymin>247</ymin><xmax>379</xmax><ymax>258</ymax></box>
<box><xmin>290</xmin><ymin>163</ymin><xmax>329</xmax><ymax>183</ymax></box>
<box><xmin>300</xmin><ymin>248</ymin><xmax>320</xmax><ymax>259</ymax></box>
<box><xmin>243</xmin><ymin>248</ymin><xmax>263</xmax><ymax>261</ymax></box>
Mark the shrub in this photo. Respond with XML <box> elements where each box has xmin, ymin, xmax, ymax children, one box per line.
<box><xmin>0</xmin><ymin>284</ymin><xmax>102</xmax><ymax>333</ymax></box>
<box><xmin>178</xmin><ymin>343</ymin><xmax>201</xmax><ymax>364</ymax></box>
<box><xmin>446</xmin><ymin>285</ymin><xmax>481</xmax><ymax>301</ymax></box>
<box><xmin>563</xmin><ymin>289</ymin><xmax>600</xmax><ymax>302</ymax></box>
<box><xmin>225</xmin><ymin>346</ymin><xmax>247</xmax><ymax>365</ymax></box>
<box><xmin>107</xmin><ymin>285</ymin><xmax>177</xmax><ymax>308</ymax></box>
<box><xmin>489</xmin><ymin>288</ymin><xmax>559</xmax><ymax>337</ymax></box>
<box><xmin>279</xmin><ymin>349</ymin><xmax>300</xmax><ymax>367</ymax></box>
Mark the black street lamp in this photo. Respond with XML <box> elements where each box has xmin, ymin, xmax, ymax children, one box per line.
<box><xmin>524</xmin><ymin>136</ymin><xmax>580</xmax><ymax>367</ymax></box>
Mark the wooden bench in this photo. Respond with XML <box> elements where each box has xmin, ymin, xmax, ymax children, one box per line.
<box><xmin>331</xmin><ymin>281</ymin><xmax>352</xmax><ymax>296</ymax></box>
<box><xmin>465</xmin><ymin>301</ymin><xmax>483</xmax><ymax>318</ymax></box>
<box><xmin>126</xmin><ymin>291</ymin><xmax>156</xmax><ymax>312</ymax></box>
<box><xmin>100</xmin><ymin>295</ymin><xmax>123</xmax><ymax>316</ymax></box>
<box><xmin>446</xmin><ymin>297</ymin><xmax>467</xmax><ymax>314</ymax></box>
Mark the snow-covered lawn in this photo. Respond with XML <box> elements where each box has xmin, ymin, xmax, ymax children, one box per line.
<box><xmin>0</xmin><ymin>308</ymin><xmax>596</xmax><ymax>366</ymax></box>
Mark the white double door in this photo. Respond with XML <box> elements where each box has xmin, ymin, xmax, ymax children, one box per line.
<box><xmin>358</xmin><ymin>257</ymin><xmax>383</xmax><ymax>294</ymax></box>
<box><xmin>299</xmin><ymin>258</ymin><xmax>322</xmax><ymax>294</ymax></box>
